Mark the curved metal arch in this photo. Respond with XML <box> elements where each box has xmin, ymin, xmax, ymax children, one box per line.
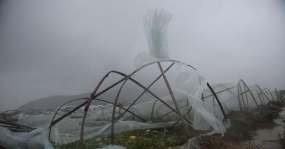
<box><xmin>154</xmin><ymin>97</ymin><xmax>191</xmax><ymax>121</ymax></box>
<box><xmin>49</xmin><ymin>98</ymin><xmax>87</xmax><ymax>140</ymax></box>
<box><xmin>110</xmin><ymin>69</ymin><xmax>188</xmax><ymax>144</ymax></box>
<box><xmin>237</xmin><ymin>81</ymin><xmax>246</xmax><ymax>110</ymax></box>
<box><xmin>110</xmin><ymin>59</ymin><xmax>227</xmax><ymax>144</ymax></box>
<box><xmin>203</xmin><ymin>84</ymin><xmax>237</xmax><ymax>99</ymax></box>
<box><xmin>254</xmin><ymin>85</ymin><xmax>265</xmax><ymax>104</ymax></box>
<box><xmin>48</xmin><ymin>98</ymin><xmax>146</xmax><ymax>141</ymax></box>
<box><xmin>79</xmin><ymin>69</ymin><xmax>181</xmax><ymax>148</ymax></box>
<box><xmin>256</xmin><ymin>89</ymin><xmax>264</xmax><ymax>105</ymax></box>
<box><xmin>50</xmin><ymin>69</ymin><xmax>157</xmax><ymax>134</ymax></box>
<box><xmin>80</xmin><ymin>70</ymin><xmax>131</xmax><ymax>148</ymax></box>
<box><xmin>202</xmin><ymin>84</ymin><xmax>237</xmax><ymax>112</ymax></box>
<box><xmin>243</xmin><ymin>84</ymin><xmax>249</xmax><ymax>110</ymax></box>
<box><xmin>262</xmin><ymin>88</ymin><xmax>272</xmax><ymax>102</ymax></box>
<box><xmin>48</xmin><ymin>59</ymin><xmax>225</xmax><ymax>147</ymax></box>
<box><xmin>75</xmin><ymin>68</ymin><xmax>182</xmax><ymax>147</ymax></box>
<box><xmin>244</xmin><ymin>83</ymin><xmax>263</xmax><ymax>105</ymax></box>
<box><xmin>206</xmin><ymin>83</ymin><xmax>227</xmax><ymax>119</ymax></box>
<box><xmin>51</xmin><ymin>71</ymin><xmax>136</xmax><ymax>132</ymax></box>
<box><xmin>171</xmin><ymin>105</ymin><xmax>193</xmax><ymax>128</ymax></box>
<box><xmin>151</xmin><ymin>100</ymin><xmax>159</xmax><ymax>122</ymax></box>
<box><xmin>239</xmin><ymin>80</ymin><xmax>259</xmax><ymax>109</ymax></box>
<box><xmin>110</xmin><ymin>61</ymin><xmax>196</xmax><ymax>144</ymax></box>
<box><xmin>262</xmin><ymin>88</ymin><xmax>274</xmax><ymax>101</ymax></box>
<box><xmin>91</xmin><ymin>99</ymin><xmax>148</xmax><ymax>122</ymax></box>
<box><xmin>48</xmin><ymin>69</ymin><xmax>176</xmax><ymax>149</ymax></box>
<box><xmin>255</xmin><ymin>84</ymin><xmax>271</xmax><ymax>103</ymax></box>
<box><xmin>109</xmin><ymin>62</ymin><xmax>175</xmax><ymax>124</ymax></box>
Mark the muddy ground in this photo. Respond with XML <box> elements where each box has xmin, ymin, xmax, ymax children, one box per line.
<box><xmin>195</xmin><ymin>101</ymin><xmax>285</xmax><ymax>149</ymax></box>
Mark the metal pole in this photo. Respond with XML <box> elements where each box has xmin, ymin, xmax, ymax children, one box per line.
<box><xmin>157</xmin><ymin>62</ymin><xmax>190</xmax><ymax>136</ymax></box>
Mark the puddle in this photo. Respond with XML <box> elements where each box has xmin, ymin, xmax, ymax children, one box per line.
<box><xmin>251</xmin><ymin>107</ymin><xmax>285</xmax><ymax>149</ymax></box>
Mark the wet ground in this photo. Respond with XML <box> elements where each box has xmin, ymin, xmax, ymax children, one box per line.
<box><xmin>251</xmin><ymin>107</ymin><xmax>285</xmax><ymax>149</ymax></box>
<box><xmin>188</xmin><ymin>103</ymin><xmax>285</xmax><ymax>149</ymax></box>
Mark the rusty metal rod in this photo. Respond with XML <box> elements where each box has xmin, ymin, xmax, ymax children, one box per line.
<box><xmin>49</xmin><ymin>98</ymin><xmax>87</xmax><ymax>140</ymax></box>
<box><xmin>112</xmin><ymin>63</ymin><xmax>174</xmax><ymax>123</ymax></box>
<box><xmin>240</xmin><ymin>79</ymin><xmax>258</xmax><ymax>107</ymax></box>
<box><xmin>50</xmin><ymin>73</ymin><xmax>130</xmax><ymax>127</ymax></box>
<box><xmin>80</xmin><ymin>72</ymin><xmax>110</xmax><ymax>149</ymax></box>
<box><xmin>171</xmin><ymin>106</ymin><xmax>192</xmax><ymax>128</ymax></box>
<box><xmin>48</xmin><ymin>98</ymin><xmax>146</xmax><ymax>140</ymax></box>
<box><xmin>206</xmin><ymin>83</ymin><xmax>227</xmax><ymax>120</ymax></box>
<box><xmin>109</xmin><ymin>76</ymin><xmax>180</xmax><ymax>143</ymax></box>
<box><xmin>111</xmin><ymin>62</ymin><xmax>190</xmax><ymax>144</ymax></box>
<box><xmin>204</xmin><ymin>86</ymin><xmax>236</xmax><ymax>99</ymax></box>
<box><xmin>157</xmin><ymin>62</ymin><xmax>190</xmax><ymax>137</ymax></box>
<box><xmin>263</xmin><ymin>88</ymin><xmax>274</xmax><ymax>101</ymax></box>
<box><xmin>0</xmin><ymin>120</ymin><xmax>34</xmax><ymax>130</ymax></box>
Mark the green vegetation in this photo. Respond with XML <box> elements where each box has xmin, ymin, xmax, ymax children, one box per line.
<box><xmin>54</xmin><ymin>101</ymin><xmax>285</xmax><ymax>149</ymax></box>
<box><xmin>54</xmin><ymin>125</ymin><xmax>205</xmax><ymax>149</ymax></box>
<box><xmin>199</xmin><ymin>101</ymin><xmax>284</xmax><ymax>148</ymax></box>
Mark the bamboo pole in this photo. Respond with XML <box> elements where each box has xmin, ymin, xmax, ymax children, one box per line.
<box><xmin>157</xmin><ymin>62</ymin><xmax>190</xmax><ymax>136</ymax></box>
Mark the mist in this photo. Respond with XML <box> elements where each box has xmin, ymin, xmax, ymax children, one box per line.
<box><xmin>0</xmin><ymin>0</ymin><xmax>285</xmax><ymax>111</ymax></box>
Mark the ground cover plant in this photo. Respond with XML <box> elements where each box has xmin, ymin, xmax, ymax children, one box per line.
<box><xmin>53</xmin><ymin>101</ymin><xmax>285</xmax><ymax>149</ymax></box>
<box><xmin>198</xmin><ymin>101</ymin><xmax>284</xmax><ymax>149</ymax></box>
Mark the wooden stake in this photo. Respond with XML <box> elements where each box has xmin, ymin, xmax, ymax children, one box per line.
<box><xmin>157</xmin><ymin>62</ymin><xmax>190</xmax><ymax>137</ymax></box>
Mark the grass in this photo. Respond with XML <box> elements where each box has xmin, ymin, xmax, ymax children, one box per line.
<box><xmin>198</xmin><ymin>101</ymin><xmax>284</xmax><ymax>148</ymax></box>
<box><xmin>54</xmin><ymin>125</ymin><xmax>206</xmax><ymax>149</ymax></box>
<box><xmin>54</xmin><ymin>101</ymin><xmax>285</xmax><ymax>149</ymax></box>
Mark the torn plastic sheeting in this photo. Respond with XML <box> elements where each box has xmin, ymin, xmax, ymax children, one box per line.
<box><xmin>174</xmin><ymin>65</ymin><xmax>227</xmax><ymax>134</ymax></box>
<box><xmin>144</xmin><ymin>9</ymin><xmax>172</xmax><ymax>59</ymax></box>
<box><xmin>85</xmin><ymin>97</ymin><xmax>190</xmax><ymax>122</ymax></box>
<box><xmin>126</xmin><ymin>95</ymin><xmax>191</xmax><ymax>122</ymax></box>
<box><xmin>17</xmin><ymin>114</ymin><xmax>54</xmax><ymax>128</ymax></box>
<box><xmin>134</xmin><ymin>56</ymin><xmax>227</xmax><ymax>134</ymax></box>
<box><xmin>0</xmin><ymin>126</ymin><xmax>54</xmax><ymax>149</ymax></box>
<box><xmin>134</xmin><ymin>52</ymin><xmax>162</xmax><ymax>69</ymax></box>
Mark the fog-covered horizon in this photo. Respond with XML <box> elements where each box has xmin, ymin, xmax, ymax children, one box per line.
<box><xmin>1</xmin><ymin>0</ymin><xmax>285</xmax><ymax>111</ymax></box>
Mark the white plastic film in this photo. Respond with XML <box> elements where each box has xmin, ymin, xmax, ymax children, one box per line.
<box><xmin>174</xmin><ymin>65</ymin><xmax>227</xmax><ymax>134</ymax></box>
<box><xmin>0</xmin><ymin>126</ymin><xmax>54</xmax><ymax>149</ymax></box>
<box><xmin>144</xmin><ymin>9</ymin><xmax>172</xmax><ymax>59</ymax></box>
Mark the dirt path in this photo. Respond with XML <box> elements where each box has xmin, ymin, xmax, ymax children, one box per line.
<box><xmin>193</xmin><ymin>105</ymin><xmax>285</xmax><ymax>149</ymax></box>
<box><xmin>251</xmin><ymin>108</ymin><xmax>285</xmax><ymax>149</ymax></box>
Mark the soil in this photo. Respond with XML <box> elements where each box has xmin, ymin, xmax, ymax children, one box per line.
<box><xmin>197</xmin><ymin>101</ymin><xmax>285</xmax><ymax>149</ymax></box>
<box><xmin>54</xmin><ymin>101</ymin><xmax>285</xmax><ymax>149</ymax></box>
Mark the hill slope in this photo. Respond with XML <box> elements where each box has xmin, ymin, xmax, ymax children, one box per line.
<box><xmin>18</xmin><ymin>87</ymin><xmax>168</xmax><ymax>111</ymax></box>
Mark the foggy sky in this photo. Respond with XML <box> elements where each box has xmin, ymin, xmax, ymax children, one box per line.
<box><xmin>1</xmin><ymin>0</ymin><xmax>285</xmax><ymax>111</ymax></box>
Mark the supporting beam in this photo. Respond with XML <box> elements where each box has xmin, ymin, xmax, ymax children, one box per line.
<box><xmin>157</xmin><ymin>62</ymin><xmax>190</xmax><ymax>137</ymax></box>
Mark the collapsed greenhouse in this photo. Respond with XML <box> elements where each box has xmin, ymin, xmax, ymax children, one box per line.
<box><xmin>0</xmin><ymin>60</ymin><xmax>282</xmax><ymax>149</ymax></box>
<box><xmin>0</xmin><ymin>10</ymin><xmax>284</xmax><ymax>149</ymax></box>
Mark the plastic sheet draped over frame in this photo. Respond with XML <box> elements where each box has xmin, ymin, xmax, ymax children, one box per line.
<box><xmin>134</xmin><ymin>52</ymin><xmax>161</xmax><ymax>69</ymax></box>
<box><xmin>0</xmin><ymin>126</ymin><xmax>54</xmax><ymax>149</ymax></box>
<box><xmin>135</xmin><ymin>9</ymin><xmax>172</xmax><ymax>69</ymax></box>
<box><xmin>174</xmin><ymin>65</ymin><xmax>227</xmax><ymax>133</ymax></box>
<box><xmin>202</xmin><ymin>80</ymin><xmax>267</xmax><ymax>114</ymax></box>
<box><xmin>137</xmin><ymin>8</ymin><xmax>226</xmax><ymax>133</ymax></box>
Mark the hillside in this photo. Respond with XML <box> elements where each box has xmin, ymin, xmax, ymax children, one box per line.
<box><xmin>18</xmin><ymin>87</ymin><xmax>168</xmax><ymax>111</ymax></box>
